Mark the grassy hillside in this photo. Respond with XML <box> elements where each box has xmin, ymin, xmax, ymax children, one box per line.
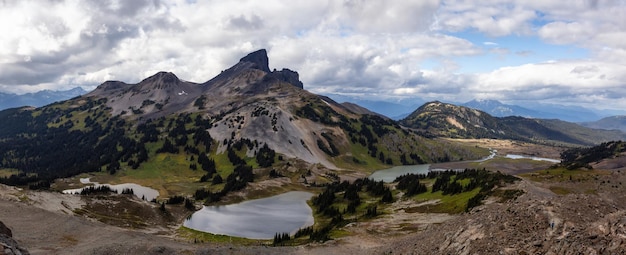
<box><xmin>400</xmin><ymin>101</ymin><xmax>626</xmax><ymax>146</ymax></box>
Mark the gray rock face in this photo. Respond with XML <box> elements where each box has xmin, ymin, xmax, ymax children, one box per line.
<box><xmin>239</xmin><ymin>49</ymin><xmax>271</xmax><ymax>73</ymax></box>
<box><xmin>271</xmin><ymin>68</ymin><xmax>304</xmax><ymax>89</ymax></box>
<box><xmin>0</xmin><ymin>221</ymin><xmax>29</xmax><ymax>255</ymax></box>
<box><xmin>97</xmin><ymin>81</ymin><xmax>128</xmax><ymax>92</ymax></box>
<box><xmin>0</xmin><ymin>221</ymin><xmax>11</xmax><ymax>237</ymax></box>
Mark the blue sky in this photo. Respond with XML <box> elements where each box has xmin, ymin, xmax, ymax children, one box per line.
<box><xmin>449</xmin><ymin>32</ymin><xmax>590</xmax><ymax>73</ymax></box>
<box><xmin>0</xmin><ymin>0</ymin><xmax>624</xmax><ymax>111</ymax></box>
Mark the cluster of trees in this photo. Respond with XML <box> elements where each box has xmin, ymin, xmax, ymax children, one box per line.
<box><xmin>121</xmin><ymin>188</ymin><xmax>134</xmax><ymax>195</ymax></box>
<box><xmin>399</xmin><ymin>153</ymin><xmax>426</xmax><ymax>165</ymax></box>
<box><xmin>432</xmin><ymin>174</ymin><xmax>465</xmax><ymax>195</ymax></box>
<box><xmin>307</xmin><ymin>177</ymin><xmax>394</xmax><ymax>241</ymax></box>
<box><xmin>272</xmin><ymin>232</ymin><xmax>291</xmax><ymax>246</ymax></box>
<box><xmin>193</xmin><ymin>144</ymin><xmax>255</xmax><ymax>203</ymax></box>
<box><xmin>166</xmin><ymin>195</ymin><xmax>195</xmax><ymax>210</ymax></box>
<box><xmin>393</xmin><ymin>169</ymin><xmax>519</xmax><ymax>211</ymax></box>
<box><xmin>395</xmin><ymin>174</ymin><xmax>427</xmax><ymax>196</ymax></box>
<box><xmin>79</xmin><ymin>186</ymin><xmax>116</xmax><ymax>195</ymax></box>
<box><xmin>256</xmin><ymin>143</ymin><xmax>275</xmax><ymax>167</ymax></box>
<box><xmin>317</xmin><ymin>133</ymin><xmax>340</xmax><ymax>157</ymax></box>
<box><xmin>559</xmin><ymin>141</ymin><xmax>625</xmax><ymax>170</ymax></box>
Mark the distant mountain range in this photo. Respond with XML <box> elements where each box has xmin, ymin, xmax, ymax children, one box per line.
<box><xmin>0</xmin><ymin>87</ymin><xmax>86</xmax><ymax>110</ymax></box>
<box><xmin>327</xmin><ymin>96</ymin><xmax>625</xmax><ymax>123</ymax></box>
<box><xmin>461</xmin><ymin>99</ymin><xmax>608</xmax><ymax>123</ymax></box>
<box><xmin>322</xmin><ymin>94</ymin><xmax>423</xmax><ymax>120</ymax></box>
<box><xmin>580</xmin><ymin>116</ymin><xmax>626</xmax><ymax>132</ymax></box>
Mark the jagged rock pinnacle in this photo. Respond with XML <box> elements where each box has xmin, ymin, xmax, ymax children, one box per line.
<box><xmin>239</xmin><ymin>49</ymin><xmax>271</xmax><ymax>73</ymax></box>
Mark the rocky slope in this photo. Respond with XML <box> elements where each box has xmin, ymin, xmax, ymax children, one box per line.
<box><xmin>0</xmin><ymin>220</ymin><xmax>29</xmax><ymax>255</ymax></box>
<box><xmin>377</xmin><ymin>161</ymin><xmax>626</xmax><ymax>254</ymax></box>
<box><xmin>79</xmin><ymin>49</ymin><xmax>406</xmax><ymax>169</ymax></box>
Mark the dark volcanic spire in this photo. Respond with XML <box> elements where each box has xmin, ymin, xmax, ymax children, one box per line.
<box><xmin>239</xmin><ymin>49</ymin><xmax>270</xmax><ymax>73</ymax></box>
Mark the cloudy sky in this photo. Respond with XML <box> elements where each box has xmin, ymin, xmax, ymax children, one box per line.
<box><xmin>1</xmin><ymin>0</ymin><xmax>625</xmax><ymax>110</ymax></box>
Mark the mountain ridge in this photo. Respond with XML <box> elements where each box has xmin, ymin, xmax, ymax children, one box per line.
<box><xmin>0</xmin><ymin>49</ymin><xmax>483</xmax><ymax>190</ymax></box>
<box><xmin>400</xmin><ymin>101</ymin><xmax>626</xmax><ymax>146</ymax></box>
<box><xmin>580</xmin><ymin>115</ymin><xmax>626</xmax><ymax>132</ymax></box>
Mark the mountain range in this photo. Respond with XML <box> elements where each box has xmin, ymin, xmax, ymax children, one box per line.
<box><xmin>0</xmin><ymin>49</ymin><xmax>482</xmax><ymax>188</ymax></box>
<box><xmin>580</xmin><ymin>115</ymin><xmax>626</xmax><ymax>132</ymax></box>
<box><xmin>0</xmin><ymin>82</ymin><xmax>619</xmax><ymax>125</ymax></box>
<box><xmin>461</xmin><ymin>99</ymin><xmax>605</xmax><ymax>122</ymax></box>
<box><xmin>1</xmin><ymin>49</ymin><xmax>625</xmax><ymax>254</ymax></box>
<box><xmin>327</xmin><ymin>95</ymin><xmax>624</xmax><ymax>123</ymax></box>
<box><xmin>1</xmin><ymin>49</ymin><xmax>625</xmax><ymax>191</ymax></box>
<box><xmin>0</xmin><ymin>87</ymin><xmax>86</xmax><ymax>110</ymax></box>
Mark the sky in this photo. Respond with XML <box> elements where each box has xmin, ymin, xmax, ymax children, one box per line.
<box><xmin>1</xmin><ymin>0</ymin><xmax>625</xmax><ymax>111</ymax></box>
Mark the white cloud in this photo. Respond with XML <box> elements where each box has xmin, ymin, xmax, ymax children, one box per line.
<box><xmin>472</xmin><ymin>60</ymin><xmax>626</xmax><ymax>108</ymax></box>
<box><xmin>433</xmin><ymin>1</ymin><xmax>536</xmax><ymax>36</ymax></box>
<box><xmin>0</xmin><ymin>0</ymin><xmax>624</xmax><ymax>112</ymax></box>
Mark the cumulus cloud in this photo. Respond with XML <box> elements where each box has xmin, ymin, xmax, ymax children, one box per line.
<box><xmin>0</xmin><ymin>0</ymin><xmax>624</xmax><ymax>111</ymax></box>
<box><xmin>432</xmin><ymin>0</ymin><xmax>537</xmax><ymax>36</ymax></box>
<box><xmin>471</xmin><ymin>60</ymin><xmax>626</xmax><ymax>108</ymax></box>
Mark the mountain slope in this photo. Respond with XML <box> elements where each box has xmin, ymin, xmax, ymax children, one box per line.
<box><xmin>0</xmin><ymin>50</ymin><xmax>482</xmax><ymax>192</ymax></box>
<box><xmin>399</xmin><ymin>101</ymin><xmax>517</xmax><ymax>139</ymax></box>
<box><xmin>400</xmin><ymin>101</ymin><xmax>626</xmax><ymax>146</ymax></box>
<box><xmin>580</xmin><ymin>115</ymin><xmax>626</xmax><ymax>132</ymax></box>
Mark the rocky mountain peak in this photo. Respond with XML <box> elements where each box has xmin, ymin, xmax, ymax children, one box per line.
<box><xmin>96</xmin><ymin>81</ymin><xmax>128</xmax><ymax>91</ymax></box>
<box><xmin>134</xmin><ymin>71</ymin><xmax>184</xmax><ymax>92</ymax></box>
<box><xmin>270</xmin><ymin>68</ymin><xmax>304</xmax><ymax>89</ymax></box>
<box><xmin>141</xmin><ymin>71</ymin><xmax>180</xmax><ymax>85</ymax></box>
<box><xmin>239</xmin><ymin>49</ymin><xmax>270</xmax><ymax>73</ymax></box>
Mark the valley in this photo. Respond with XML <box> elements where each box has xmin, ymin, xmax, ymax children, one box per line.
<box><xmin>0</xmin><ymin>50</ymin><xmax>625</xmax><ymax>254</ymax></box>
<box><xmin>1</xmin><ymin>140</ymin><xmax>625</xmax><ymax>254</ymax></box>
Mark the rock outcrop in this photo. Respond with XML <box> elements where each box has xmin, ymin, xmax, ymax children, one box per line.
<box><xmin>0</xmin><ymin>221</ymin><xmax>29</xmax><ymax>255</ymax></box>
<box><xmin>239</xmin><ymin>49</ymin><xmax>271</xmax><ymax>73</ymax></box>
<box><xmin>270</xmin><ymin>68</ymin><xmax>304</xmax><ymax>89</ymax></box>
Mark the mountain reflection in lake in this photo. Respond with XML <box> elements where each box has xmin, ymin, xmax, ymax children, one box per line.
<box><xmin>184</xmin><ymin>191</ymin><xmax>314</xmax><ymax>239</ymax></box>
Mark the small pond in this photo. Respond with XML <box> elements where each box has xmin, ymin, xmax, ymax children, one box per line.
<box><xmin>62</xmin><ymin>178</ymin><xmax>159</xmax><ymax>201</ymax></box>
<box><xmin>183</xmin><ymin>191</ymin><xmax>314</xmax><ymax>239</ymax></box>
